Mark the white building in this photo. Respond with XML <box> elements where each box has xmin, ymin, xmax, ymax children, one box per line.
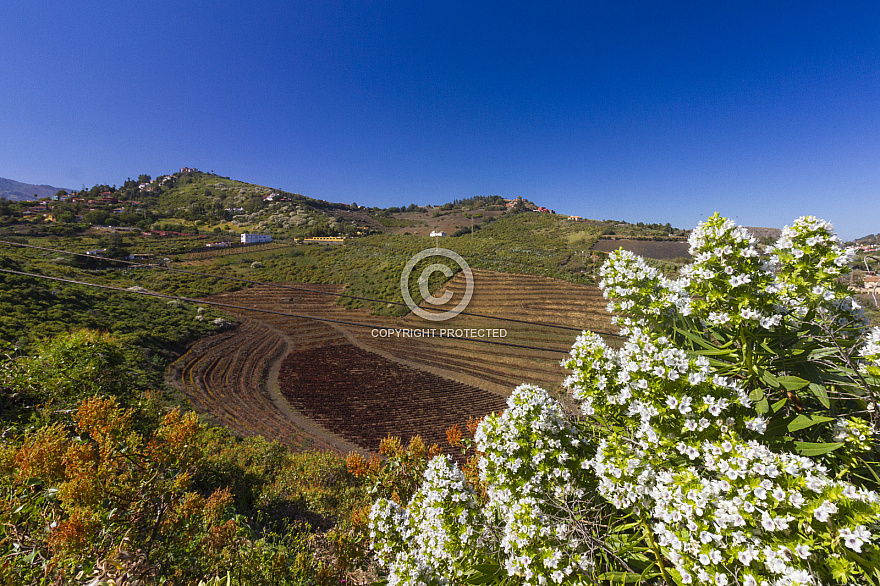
<box><xmin>430</xmin><ymin>231</ymin><xmax>447</xmax><ymax>237</ymax></box>
<box><xmin>241</xmin><ymin>233</ymin><xmax>272</xmax><ymax>244</ymax></box>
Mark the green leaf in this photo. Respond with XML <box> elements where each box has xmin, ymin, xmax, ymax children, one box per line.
<box><xmin>464</xmin><ymin>575</ymin><xmax>502</xmax><ymax>585</ymax></box>
<box><xmin>776</xmin><ymin>375</ymin><xmax>809</xmax><ymax>391</ymax></box>
<box><xmin>674</xmin><ymin>326</ymin><xmax>726</xmax><ymax>352</ymax></box>
<box><xmin>761</xmin><ymin>370</ymin><xmax>781</xmax><ymax>388</ymax></box>
<box><xmin>599</xmin><ymin>571</ymin><xmax>645</xmax><ymax>584</ymax></box>
<box><xmin>755</xmin><ymin>396</ymin><xmax>770</xmax><ymax>414</ymax></box>
<box><xmin>471</xmin><ymin>564</ymin><xmax>503</xmax><ymax>574</ymax></box>
<box><xmin>787</xmin><ymin>414</ymin><xmax>834</xmax><ymax>433</ymax></box>
<box><xmin>794</xmin><ymin>441</ymin><xmax>844</xmax><ymax>456</ymax></box>
<box><xmin>808</xmin><ymin>383</ymin><xmax>831</xmax><ymax>408</ymax></box>
<box><xmin>771</xmin><ymin>398</ymin><xmax>787</xmax><ymax>413</ymax></box>
<box><xmin>462</xmin><ymin>563</ymin><xmax>505</xmax><ymax>585</ymax></box>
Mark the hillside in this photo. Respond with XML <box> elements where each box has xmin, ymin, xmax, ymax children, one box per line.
<box><xmin>2</xmin><ymin>168</ymin><xmax>874</xmax><ymax>584</ymax></box>
<box><xmin>0</xmin><ymin>176</ymin><xmax>72</xmax><ymax>201</ymax></box>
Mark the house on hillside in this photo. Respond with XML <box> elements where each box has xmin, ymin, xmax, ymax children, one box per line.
<box><xmin>241</xmin><ymin>233</ymin><xmax>272</xmax><ymax>244</ymax></box>
<box><xmin>430</xmin><ymin>231</ymin><xmax>447</xmax><ymax>237</ymax></box>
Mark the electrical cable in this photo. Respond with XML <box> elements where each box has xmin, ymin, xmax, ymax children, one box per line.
<box><xmin>0</xmin><ymin>267</ymin><xmax>583</xmax><ymax>355</ymax></box>
<box><xmin>0</xmin><ymin>239</ymin><xmax>624</xmax><ymax>338</ymax></box>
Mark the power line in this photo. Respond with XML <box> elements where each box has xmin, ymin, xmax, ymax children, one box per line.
<box><xmin>0</xmin><ymin>267</ymin><xmax>580</xmax><ymax>355</ymax></box>
<box><xmin>0</xmin><ymin>239</ymin><xmax>624</xmax><ymax>338</ymax></box>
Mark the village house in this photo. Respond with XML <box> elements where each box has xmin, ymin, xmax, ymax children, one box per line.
<box><xmin>241</xmin><ymin>233</ymin><xmax>272</xmax><ymax>244</ymax></box>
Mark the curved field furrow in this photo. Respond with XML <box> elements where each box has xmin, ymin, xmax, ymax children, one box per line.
<box><xmin>173</xmin><ymin>318</ymin><xmax>337</xmax><ymax>451</ymax></box>
<box><xmin>355</xmin><ymin>336</ymin><xmax>564</xmax><ymax>389</ymax></box>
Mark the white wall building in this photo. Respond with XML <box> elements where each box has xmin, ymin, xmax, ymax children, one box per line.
<box><xmin>430</xmin><ymin>230</ymin><xmax>447</xmax><ymax>237</ymax></box>
<box><xmin>241</xmin><ymin>233</ymin><xmax>272</xmax><ymax>244</ymax></box>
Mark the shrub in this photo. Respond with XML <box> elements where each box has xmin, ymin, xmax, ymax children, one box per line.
<box><xmin>369</xmin><ymin>214</ymin><xmax>880</xmax><ymax>586</ymax></box>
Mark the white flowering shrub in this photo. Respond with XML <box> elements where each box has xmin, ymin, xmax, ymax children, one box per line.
<box><xmin>475</xmin><ymin>385</ymin><xmax>600</xmax><ymax>582</ymax></box>
<box><xmin>369</xmin><ymin>214</ymin><xmax>880</xmax><ymax>585</ymax></box>
<box><xmin>565</xmin><ymin>328</ymin><xmax>880</xmax><ymax>585</ymax></box>
<box><xmin>370</xmin><ymin>455</ymin><xmax>489</xmax><ymax>586</ymax></box>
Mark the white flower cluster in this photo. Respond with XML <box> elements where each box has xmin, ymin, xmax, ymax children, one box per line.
<box><xmin>860</xmin><ymin>327</ymin><xmax>880</xmax><ymax>373</ymax></box>
<box><xmin>475</xmin><ymin>385</ymin><xmax>596</xmax><ymax>585</ymax></box>
<box><xmin>599</xmin><ymin>250</ymin><xmax>690</xmax><ymax>323</ymax></box>
<box><xmin>831</xmin><ymin>418</ymin><xmax>874</xmax><ymax>453</ymax></box>
<box><xmin>368</xmin><ymin>214</ymin><xmax>880</xmax><ymax>586</ymax></box>
<box><xmin>369</xmin><ymin>455</ymin><xmax>486</xmax><ymax>586</ymax></box>
<box><xmin>770</xmin><ymin>216</ymin><xmax>860</xmax><ymax>322</ymax></box>
<box><xmin>564</xmin><ymin>329</ymin><xmax>880</xmax><ymax>586</ymax></box>
<box><xmin>601</xmin><ymin>214</ymin><xmax>864</xmax><ymax>333</ymax></box>
<box><xmin>682</xmin><ymin>213</ymin><xmax>782</xmax><ymax>329</ymax></box>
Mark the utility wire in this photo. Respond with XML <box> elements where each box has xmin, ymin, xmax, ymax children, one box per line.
<box><xmin>0</xmin><ymin>267</ymin><xmax>583</xmax><ymax>355</ymax></box>
<box><xmin>0</xmin><ymin>239</ymin><xmax>624</xmax><ymax>338</ymax></box>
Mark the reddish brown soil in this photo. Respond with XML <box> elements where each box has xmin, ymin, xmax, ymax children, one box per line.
<box><xmin>277</xmin><ymin>345</ymin><xmax>506</xmax><ymax>451</ymax></box>
<box><xmin>173</xmin><ymin>317</ymin><xmax>337</xmax><ymax>451</ymax></box>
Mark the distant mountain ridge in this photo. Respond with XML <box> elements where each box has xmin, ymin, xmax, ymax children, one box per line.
<box><xmin>0</xmin><ymin>177</ymin><xmax>73</xmax><ymax>201</ymax></box>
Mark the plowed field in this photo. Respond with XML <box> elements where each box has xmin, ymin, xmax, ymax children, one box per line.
<box><xmin>173</xmin><ymin>269</ymin><xmax>617</xmax><ymax>453</ymax></box>
<box><xmin>277</xmin><ymin>345</ymin><xmax>506</xmax><ymax>449</ymax></box>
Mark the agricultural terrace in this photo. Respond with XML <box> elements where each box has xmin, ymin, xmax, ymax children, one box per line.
<box><xmin>175</xmin><ymin>269</ymin><xmax>616</xmax><ymax>453</ymax></box>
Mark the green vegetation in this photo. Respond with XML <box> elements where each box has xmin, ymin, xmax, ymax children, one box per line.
<box><xmin>0</xmin><ymin>331</ymin><xmax>376</xmax><ymax>585</ymax></box>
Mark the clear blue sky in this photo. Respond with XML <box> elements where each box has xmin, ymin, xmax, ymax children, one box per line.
<box><xmin>1</xmin><ymin>1</ymin><xmax>878</xmax><ymax>239</ymax></box>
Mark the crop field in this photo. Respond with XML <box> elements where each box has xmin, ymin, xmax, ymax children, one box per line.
<box><xmin>592</xmin><ymin>237</ymin><xmax>691</xmax><ymax>259</ymax></box>
<box><xmin>174</xmin><ymin>269</ymin><xmax>618</xmax><ymax>453</ymax></box>
<box><xmin>172</xmin><ymin>317</ymin><xmax>342</xmax><ymax>452</ymax></box>
<box><xmin>277</xmin><ymin>345</ymin><xmax>507</xmax><ymax>449</ymax></box>
<box><xmin>181</xmin><ymin>242</ymin><xmax>294</xmax><ymax>262</ymax></box>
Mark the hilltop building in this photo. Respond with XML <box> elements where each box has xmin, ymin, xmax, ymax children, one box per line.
<box><xmin>430</xmin><ymin>231</ymin><xmax>447</xmax><ymax>237</ymax></box>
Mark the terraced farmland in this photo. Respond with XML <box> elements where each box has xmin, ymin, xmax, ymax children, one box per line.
<box><xmin>277</xmin><ymin>345</ymin><xmax>507</xmax><ymax>449</ymax></box>
<box><xmin>173</xmin><ymin>269</ymin><xmax>618</xmax><ymax>453</ymax></box>
<box><xmin>171</xmin><ymin>317</ymin><xmax>348</xmax><ymax>452</ymax></box>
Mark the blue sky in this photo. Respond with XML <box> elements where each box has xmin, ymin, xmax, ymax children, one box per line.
<box><xmin>1</xmin><ymin>1</ymin><xmax>878</xmax><ymax>239</ymax></box>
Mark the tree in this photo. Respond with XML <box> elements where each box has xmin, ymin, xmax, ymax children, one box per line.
<box><xmin>103</xmin><ymin>232</ymin><xmax>129</xmax><ymax>260</ymax></box>
<box><xmin>83</xmin><ymin>210</ymin><xmax>109</xmax><ymax>225</ymax></box>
